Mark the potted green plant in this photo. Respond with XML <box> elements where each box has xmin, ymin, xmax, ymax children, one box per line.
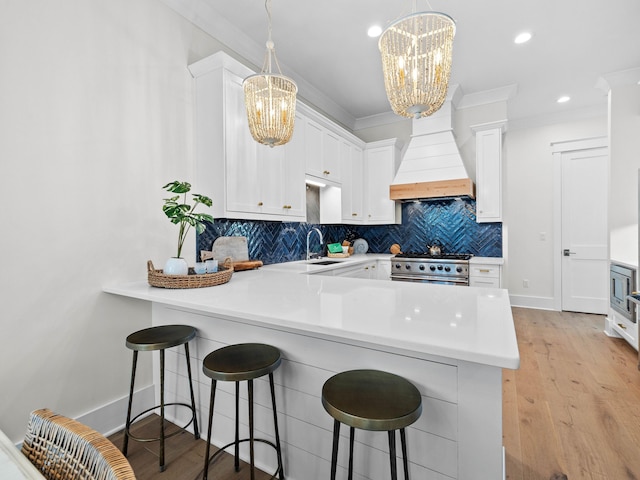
<box><xmin>162</xmin><ymin>181</ymin><xmax>214</xmax><ymax>275</ymax></box>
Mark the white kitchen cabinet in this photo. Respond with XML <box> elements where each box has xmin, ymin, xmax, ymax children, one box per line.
<box><xmin>376</xmin><ymin>259</ymin><xmax>392</xmax><ymax>280</ymax></box>
<box><xmin>314</xmin><ymin>260</ymin><xmax>387</xmax><ymax>279</ymax></box>
<box><xmin>304</xmin><ymin>117</ymin><xmax>342</xmax><ymax>186</ymax></box>
<box><xmin>364</xmin><ymin>139</ymin><xmax>402</xmax><ymax>224</ymax></box>
<box><xmin>330</xmin><ymin>261</ymin><xmax>378</xmax><ymax>279</ymax></box>
<box><xmin>472</xmin><ymin>121</ymin><xmax>506</xmax><ymax>223</ymax></box>
<box><xmin>189</xmin><ymin>52</ymin><xmax>305</xmax><ymax>222</ymax></box>
<box><xmin>341</xmin><ymin>140</ymin><xmax>364</xmax><ymax>224</ymax></box>
<box><xmin>469</xmin><ymin>261</ymin><xmax>502</xmax><ymax>288</ymax></box>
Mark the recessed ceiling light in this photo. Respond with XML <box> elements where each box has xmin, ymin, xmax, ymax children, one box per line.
<box><xmin>514</xmin><ymin>32</ymin><xmax>532</xmax><ymax>44</ymax></box>
<box><xmin>367</xmin><ymin>25</ymin><xmax>382</xmax><ymax>38</ymax></box>
<box><xmin>557</xmin><ymin>96</ymin><xmax>571</xmax><ymax>103</ymax></box>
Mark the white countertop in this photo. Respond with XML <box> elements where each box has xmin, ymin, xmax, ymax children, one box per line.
<box><xmin>105</xmin><ymin>256</ymin><xmax>519</xmax><ymax>370</ymax></box>
<box><xmin>0</xmin><ymin>429</ymin><xmax>44</xmax><ymax>479</ymax></box>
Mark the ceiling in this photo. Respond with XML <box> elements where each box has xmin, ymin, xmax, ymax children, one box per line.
<box><xmin>163</xmin><ymin>0</ymin><xmax>640</xmax><ymax>131</ymax></box>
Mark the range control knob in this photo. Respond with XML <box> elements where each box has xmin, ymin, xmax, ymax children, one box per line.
<box><xmin>405</xmin><ymin>264</ymin><xmax>411</xmax><ymax>270</ymax></box>
<box><xmin>395</xmin><ymin>264</ymin><xmax>401</xmax><ymax>269</ymax></box>
<box><xmin>456</xmin><ymin>266</ymin><xmax>463</xmax><ymax>273</ymax></box>
<box><xmin>419</xmin><ymin>264</ymin><xmax>425</xmax><ymax>271</ymax></box>
<box><xmin>444</xmin><ymin>266</ymin><xmax>451</xmax><ymax>272</ymax></box>
<box><xmin>437</xmin><ymin>265</ymin><xmax>443</xmax><ymax>271</ymax></box>
<box><xmin>430</xmin><ymin>265</ymin><xmax>436</xmax><ymax>271</ymax></box>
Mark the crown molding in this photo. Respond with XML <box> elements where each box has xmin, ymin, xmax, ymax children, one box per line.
<box><xmin>457</xmin><ymin>84</ymin><xmax>518</xmax><ymax>110</ymax></box>
<box><xmin>596</xmin><ymin>67</ymin><xmax>640</xmax><ymax>93</ymax></box>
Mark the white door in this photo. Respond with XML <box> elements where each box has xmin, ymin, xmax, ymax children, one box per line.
<box><xmin>560</xmin><ymin>147</ymin><xmax>609</xmax><ymax>313</ymax></box>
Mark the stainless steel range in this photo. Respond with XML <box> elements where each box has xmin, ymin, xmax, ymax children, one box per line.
<box><xmin>391</xmin><ymin>253</ymin><xmax>472</xmax><ymax>286</ymax></box>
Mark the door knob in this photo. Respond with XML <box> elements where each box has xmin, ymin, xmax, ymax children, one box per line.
<box><xmin>563</xmin><ymin>249</ymin><xmax>576</xmax><ymax>256</ymax></box>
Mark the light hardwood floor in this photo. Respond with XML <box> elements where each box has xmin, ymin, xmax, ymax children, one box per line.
<box><xmin>504</xmin><ymin>307</ymin><xmax>640</xmax><ymax>480</ymax></box>
<box><xmin>110</xmin><ymin>308</ymin><xmax>640</xmax><ymax>480</ymax></box>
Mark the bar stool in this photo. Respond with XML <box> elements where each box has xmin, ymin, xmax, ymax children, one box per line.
<box><xmin>122</xmin><ymin>324</ymin><xmax>200</xmax><ymax>472</ymax></box>
<box><xmin>202</xmin><ymin>343</ymin><xmax>284</xmax><ymax>480</ymax></box>
<box><xmin>321</xmin><ymin>369</ymin><xmax>422</xmax><ymax>480</ymax></box>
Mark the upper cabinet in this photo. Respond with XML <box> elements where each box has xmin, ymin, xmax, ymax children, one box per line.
<box><xmin>303</xmin><ymin>115</ymin><xmax>342</xmax><ymax>186</ymax></box>
<box><xmin>472</xmin><ymin>121</ymin><xmax>507</xmax><ymax>223</ymax></box>
<box><xmin>364</xmin><ymin>139</ymin><xmax>402</xmax><ymax>224</ymax></box>
<box><xmin>189</xmin><ymin>51</ymin><xmax>403</xmax><ymax>226</ymax></box>
<box><xmin>189</xmin><ymin>52</ymin><xmax>306</xmax><ymax>222</ymax></box>
<box><xmin>341</xmin><ymin>140</ymin><xmax>364</xmax><ymax>224</ymax></box>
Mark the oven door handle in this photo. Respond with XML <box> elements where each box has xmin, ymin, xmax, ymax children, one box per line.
<box><xmin>391</xmin><ymin>274</ymin><xmax>468</xmax><ymax>285</ymax></box>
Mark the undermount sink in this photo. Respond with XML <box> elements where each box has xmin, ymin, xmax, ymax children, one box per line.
<box><xmin>307</xmin><ymin>260</ymin><xmax>343</xmax><ymax>266</ymax></box>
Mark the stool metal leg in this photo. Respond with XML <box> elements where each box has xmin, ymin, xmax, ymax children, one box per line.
<box><xmin>388</xmin><ymin>430</ymin><xmax>397</xmax><ymax>480</ymax></box>
<box><xmin>234</xmin><ymin>381</ymin><xmax>240</xmax><ymax>472</ymax></box>
<box><xmin>122</xmin><ymin>350</ymin><xmax>138</xmax><ymax>456</ymax></box>
<box><xmin>348</xmin><ymin>427</ymin><xmax>355</xmax><ymax>480</ymax></box>
<box><xmin>159</xmin><ymin>349</ymin><xmax>166</xmax><ymax>472</ymax></box>
<box><xmin>400</xmin><ymin>428</ymin><xmax>409</xmax><ymax>480</ymax></box>
<box><xmin>248</xmin><ymin>379</ymin><xmax>256</xmax><ymax>480</ymax></box>
<box><xmin>184</xmin><ymin>342</ymin><xmax>200</xmax><ymax>440</ymax></box>
<box><xmin>203</xmin><ymin>379</ymin><xmax>217</xmax><ymax>480</ymax></box>
<box><xmin>330</xmin><ymin>420</ymin><xmax>340</xmax><ymax>480</ymax></box>
<box><xmin>268</xmin><ymin>372</ymin><xmax>285</xmax><ymax>480</ymax></box>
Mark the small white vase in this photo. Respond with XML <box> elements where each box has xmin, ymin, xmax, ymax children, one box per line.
<box><xmin>164</xmin><ymin>257</ymin><xmax>188</xmax><ymax>275</ymax></box>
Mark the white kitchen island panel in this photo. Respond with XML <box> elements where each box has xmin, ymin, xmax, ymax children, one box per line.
<box><xmin>106</xmin><ymin>269</ymin><xmax>518</xmax><ymax>479</ymax></box>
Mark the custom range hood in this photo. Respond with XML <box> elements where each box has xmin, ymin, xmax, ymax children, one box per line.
<box><xmin>389</xmin><ymin>96</ymin><xmax>474</xmax><ymax>201</ymax></box>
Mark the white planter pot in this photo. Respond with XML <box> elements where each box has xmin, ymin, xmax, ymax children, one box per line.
<box><xmin>164</xmin><ymin>257</ymin><xmax>188</xmax><ymax>275</ymax></box>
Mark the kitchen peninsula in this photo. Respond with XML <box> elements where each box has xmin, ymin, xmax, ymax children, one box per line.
<box><xmin>105</xmin><ymin>258</ymin><xmax>519</xmax><ymax>480</ymax></box>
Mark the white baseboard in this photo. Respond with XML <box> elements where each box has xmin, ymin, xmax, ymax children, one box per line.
<box><xmin>508</xmin><ymin>294</ymin><xmax>557</xmax><ymax>311</ymax></box>
<box><xmin>76</xmin><ymin>385</ymin><xmax>155</xmax><ymax>437</ymax></box>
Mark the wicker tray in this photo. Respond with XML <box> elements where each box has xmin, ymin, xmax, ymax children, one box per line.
<box><xmin>147</xmin><ymin>259</ymin><xmax>233</xmax><ymax>289</ymax></box>
<box><xmin>327</xmin><ymin>252</ymin><xmax>350</xmax><ymax>258</ymax></box>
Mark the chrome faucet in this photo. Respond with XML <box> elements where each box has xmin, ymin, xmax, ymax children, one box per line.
<box><xmin>306</xmin><ymin>227</ymin><xmax>324</xmax><ymax>260</ymax></box>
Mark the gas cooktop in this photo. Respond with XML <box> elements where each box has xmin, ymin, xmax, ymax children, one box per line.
<box><xmin>393</xmin><ymin>253</ymin><xmax>473</xmax><ymax>261</ymax></box>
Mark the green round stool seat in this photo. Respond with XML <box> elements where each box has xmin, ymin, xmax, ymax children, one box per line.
<box><xmin>122</xmin><ymin>324</ymin><xmax>200</xmax><ymax>472</ymax></box>
<box><xmin>322</xmin><ymin>369</ymin><xmax>422</xmax><ymax>480</ymax></box>
<box><xmin>202</xmin><ymin>343</ymin><xmax>284</xmax><ymax>480</ymax></box>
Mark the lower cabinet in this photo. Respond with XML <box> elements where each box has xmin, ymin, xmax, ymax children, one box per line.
<box><xmin>469</xmin><ymin>262</ymin><xmax>502</xmax><ymax>288</ymax></box>
<box><xmin>316</xmin><ymin>260</ymin><xmax>391</xmax><ymax>280</ymax></box>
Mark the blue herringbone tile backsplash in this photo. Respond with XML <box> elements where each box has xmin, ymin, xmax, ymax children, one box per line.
<box><xmin>197</xmin><ymin>198</ymin><xmax>501</xmax><ymax>264</ymax></box>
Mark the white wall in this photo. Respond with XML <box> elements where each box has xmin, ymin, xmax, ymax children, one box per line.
<box><xmin>0</xmin><ymin>0</ymin><xmax>220</xmax><ymax>442</ymax></box>
<box><xmin>504</xmin><ymin>117</ymin><xmax>607</xmax><ymax>307</ymax></box>
<box><xmin>609</xmin><ymin>83</ymin><xmax>640</xmax><ymax>266</ymax></box>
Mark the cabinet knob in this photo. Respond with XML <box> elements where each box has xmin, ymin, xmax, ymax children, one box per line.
<box><xmin>323</xmin><ymin>170</ymin><xmax>330</xmax><ymax>175</ymax></box>
<box><xmin>283</xmin><ymin>205</ymin><xmax>292</xmax><ymax>209</ymax></box>
<box><xmin>258</xmin><ymin>202</ymin><xmax>263</xmax><ymax>206</ymax></box>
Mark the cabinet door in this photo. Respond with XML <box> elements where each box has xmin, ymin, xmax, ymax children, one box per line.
<box><xmin>341</xmin><ymin>141</ymin><xmax>363</xmax><ymax>223</ymax></box>
<box><xmin>305</xmin><ymin>119</ymin><xmax>324</xmax><ymax>178</ymax></box>
<box><xmin>476</xmin><ymin>127</ymin><xmax>502</xmax><ymax>222</ymax></box>
<box><xmin>282</xmin><ymin>114</ymin><xmax>307</xmax><ymax>219</ymax></box>
<box><xmin>323</xmin><ymin>130</ymin><xmax>341</xmax><ymax>184</ymax></box>
<box><xmin>469</xmin><ymin>264</ymin><xmax>502</xmax><ymax>288</ymax></box>
<box><xmin>376</xmin><ymin>260</ymin><xmax>392</xmax><ymax>280</ymax></box>
<box><xmin>225</xmin><ymin>72</ymin><xmax>260</xmax><ymax>213</ymax></box>
<box><xmin>256</xmin><ymin>143</ymin><xmax>285</xmax><ymax>215</ymax></box>
<box><xmin>365</xmin><ymin>145</ymin><xmax>399</xmax><ymax>224</ymax></box>
<box><xmin>334</xmin><ymin>264</ymin><xmax>372</xmax><ymax>278</ymax></box>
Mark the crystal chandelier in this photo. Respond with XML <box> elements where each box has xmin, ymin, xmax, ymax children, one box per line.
<box><xmin>378</xmin><ymin>8</ymin><xmax>456</xmax><ymax>119</ymax></box>
<box><xmin>243</xmin><ymin>0</ymin><xmax>297</xmax><ymax>147</ymax></box>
